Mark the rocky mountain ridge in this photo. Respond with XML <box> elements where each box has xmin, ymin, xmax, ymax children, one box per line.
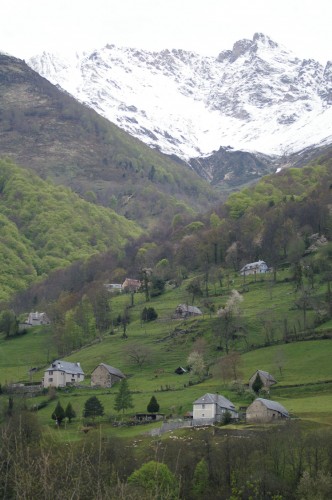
<box><xmin>29</xmin><ymin>33</ymin><xmax>332</xmax><ymax>162</ymax></box>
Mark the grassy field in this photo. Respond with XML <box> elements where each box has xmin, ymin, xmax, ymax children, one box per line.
<box><xmin>0</xmin><ymin>267</ymin><xmax>331</xmax><ymax>436</ymax></box>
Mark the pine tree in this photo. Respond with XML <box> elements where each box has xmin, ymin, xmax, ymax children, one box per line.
<box><xmin>147</xmin><ymin>395</ymin><xmax>160</xmax><ymax>413</ymax></box>
<box><xmin>252</xmin><ymin>372</ymin><xmax>264</xmax><ymax>394</ymax></box>
<box><xmin>51</xmin><ymin>401</ymin><xmax>65</xmax><ymax>426</ymax></box>
<box><xmin>65</xmin><ymin>402</ymin><xmax>76</xmax><ymax>423</ymax></box>
<box><xmin>83</xmin><ymin>396</ymin><xmax>104</xmax><ymax>420</ymax></box>
<box><xmin>114</xmin><ymin>379</ymin><xmax>134</xmax><ymax>414</ymax></box>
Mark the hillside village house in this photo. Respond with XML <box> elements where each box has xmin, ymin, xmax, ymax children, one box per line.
<box><xmin>246</xmin><ymin>398</ymin><xmax>289</xmax><ymax>423</ymax></box>
<box><xmin>122</xmin><ymin>278</ymin><xmax>141</xmax><ymax>293</ymax></box>
<box><xmin>104</xmin><ymin>283</ymin><xmax>123</xmax><ymax>292</ymax></box>
<box><xmin>26</xmin><ymin>311</ymin><xmax>50</xmax><ymax>326</ymax></box>
<box><xmin>249</xmin><ymin>370</ymin><xmax>277</xmax><ymax>391</ymax></box>
<box><xmin>42</xmin><ymin>360</ymin><xmax>84</xmax><ymax>388</ymax></box>
<box><xmin>174</xmin><ymin>304</ymin><xmax>202</xmax><ymax>319</ymax></box>
<box><xmin>193</xmin><ymin>393</ymin><xmax>238</xmax><ymax>423</ymax></box>
<box><xmin>239</xmin><ymin>260</ymin><xmax>269</xmax><ymax>276</ymax></box>
<box><xmin>91</xmin><ymin>363</ymin><xmax>125</xmax><ymax>388</ymax></box>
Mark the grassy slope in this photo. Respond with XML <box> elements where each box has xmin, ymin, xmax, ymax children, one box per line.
<box><xmin>0</xmin><ymin>267</ymin><xmax>331</xmax><ymax>434</ymax></box>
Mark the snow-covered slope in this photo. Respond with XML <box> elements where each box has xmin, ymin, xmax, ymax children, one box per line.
<box><xmin>28</xmin><ymin>33</ymin><xmax>332</xmax><ymax>160</ymax></box>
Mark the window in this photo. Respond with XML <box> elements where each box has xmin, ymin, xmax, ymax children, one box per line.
<box><xmin>49</xmin><ymin>370</ymin><xmax>53</xmax><ymax>375</ymax></box>
<box><xmin>48</xmin><ymin>378</ymin><xmax>53</xmax><ymax>382</ymax></box>
<box><xmin>77</xmin><ymin>374</ymin><xmax>80</xmax><ymax>378</ymax></box>
<box><xmin>202</xmin><ymin>404</ymin><xmax>205</xmax><ymax>409</ymax></box>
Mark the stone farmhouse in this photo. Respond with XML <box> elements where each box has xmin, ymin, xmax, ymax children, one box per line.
<box><xmin>239</xmin><ymin>260</ymin><xmax>269</xmax><ymax>276</ymax></box>
<box><xmin>193</xmin><ymin>393</ymin><xmax>238</xmax><ymax>424</ymax></box>
<box><xmin>91</xmin><ymin>363</ymin><xmax>125</xmax><ymax>388</ymax></box>
<box><xmin>249</xmin><ymin>370</ymin><xmax>277</xmax><ymax>391</ymax></box>
<box><xmin>246</xmin><ymin>398</ymin><xmax>289</xmax><ymax>423</ymax></box>
<box><xmin>122</xmin><ymin>278</ymin><xmax>141</xmax><ymax>292</ymax></box>
<box><xmin>42</xmin><ymin>360</ymin><xmax>84</xmax><ymax>388</ymax></box>
<box><xmin>174</xmin><ymin>304</ymin><xmax>202</xmax><ymax>319</ymax></box>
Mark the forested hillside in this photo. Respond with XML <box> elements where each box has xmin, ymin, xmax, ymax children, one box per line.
<box><xmin>0</xmin><ymin>158</ymin><xmax>141</xmax><ymax>301</ymax></box>
<box><xmin>0</xmin><ymin>53</ymin><xmax>217</xmax><ymax>227</ymax></box>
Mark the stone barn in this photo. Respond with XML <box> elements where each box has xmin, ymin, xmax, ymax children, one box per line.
<box><xmin>246</xmin><ymin>398</ymin><xmax>289</xmax><ymax>423</ymax></box>
<box><xmin>174</xmin><ymin>304</ymin><xmax>202</xmax><ymax>319</ymax></box>
<box><xmin>91</xmin><ymin>363</ymin><xmax>125</xmax><ymax>388</ymax></box>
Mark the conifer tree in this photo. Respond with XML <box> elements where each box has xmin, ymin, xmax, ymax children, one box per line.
<box><xmin>114</xmin><ymin>379</ymin><xmax>134</xmax><ymax>414</ymax></box>
<box><xmin>51</xmin><ymin>401</ymin><xmax>65</xmax><ymax>426</ymax></box>
<box><xmin>65</xmin><ymin>402</ymin><xmax>76</xmax><ymax>423</ymax></box>
<box><xmin>83</xmin><ymin>396</ymin><xmax>104</xmax><ymax>420</ymax></box>
<box><xmin>147</xmin><ymin>395</ymin><xmax>160</xmax><ymax>413</ymax></box>
<box><xmin>252</xmin><ymin>372</ymin><xmax>264</xmax><ymax>394</ymax></box>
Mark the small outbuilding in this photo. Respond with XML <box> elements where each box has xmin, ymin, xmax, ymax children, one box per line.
<box><xmin>174</xmin><ymin>366</ymin><xmax>187</xmax><ymax>375</ymax></box>
<box><xmin>249</xmin><ymin>370</ymin><xmax>276</xmax><ymax>391</ymax></box>
<box><xmin>174</xmin><ymin>304</ymin><xmax>202</xmax><ymax>319</ymax></box>
<box><xmin>91</xmin><ymin>363</ymin><xmax>125</xmax><ymax>388</ymax></box>
<box><xmin>246</xmin><ymin>398</ymin><xmax>289</xmax><ymax>423</ymax></box>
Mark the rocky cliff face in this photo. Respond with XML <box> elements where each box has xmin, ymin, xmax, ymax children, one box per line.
<box><xmin>28</xmin><ymin>33</ymin><xmax>332</xmax><ymax>165</ymax></box>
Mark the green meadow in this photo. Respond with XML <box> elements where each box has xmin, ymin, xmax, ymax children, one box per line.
<box><xmin>0</xmin><ymin>267</ymin><xmax>331</xmax><ymax>436</ymax></box>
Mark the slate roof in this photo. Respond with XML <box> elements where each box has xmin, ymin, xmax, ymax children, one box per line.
<box><xmin>176</xmin><ymin>304</ymin><xmax>202</xmax><ymax>315</ymax></box>
<box><xmin>193</xmin><ymin>393</ymin><xmax>236</xmax><ymax>411</ymax></box>
<box><xmin>256</xmin><ymin>398</ymin><xmax>289</xmax><ymax>417</ymax></box>
<box><xmin>252</xmin><ymin>370</ymin><xmax>276</xmax><ymax>383</ymax></box>
<box><xmin>240</xmin><ymin>260</ymin><xmax>268</xmax><ymax>273</ymax></box>
<box><xmin>45</xmin><ymin>360</ymin><xmax>84</xmax><ymax>375</ymax></box>
<box><xmin>98</xmin><ymin>363</ymin><xmax>125</xmax><ymax>378</ymax></box>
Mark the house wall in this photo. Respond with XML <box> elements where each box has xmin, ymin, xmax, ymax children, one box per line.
<box><xmin>91</xmin><ymin>365</ymin><xmax>122</xmax><ymax>387</ymax></box>
<box><xmin>43</xmin><ymin>370</ymin><xmax>84</xmax><ymax>388</ymax></box>
<box><xmin>246</xmin><ymin>400</ymin><xmax>283</xmax><ymax>423</ymax></box>
<box><xmin>193</xmin><ymin>403</ymin><xmax>216</xmax><ymax>419</ymax></box>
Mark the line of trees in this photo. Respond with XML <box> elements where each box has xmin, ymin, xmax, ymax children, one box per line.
<box><xmin>1</xmin><ymin>405</ymin><xmax>332</xmax><ymax>499</ymax></box>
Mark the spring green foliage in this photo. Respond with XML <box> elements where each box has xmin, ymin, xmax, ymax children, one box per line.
<box><xmin>128</xmin><ymin>460</ymin><xmax>179</xmax><ymax>499</ymax></box>
<box><xmin>225</xmin><ymin>165</ymin><xmax>328</xmax><ymax>219</ymax></box>
<box><xmin>0</xmin><ymin>158</ymin><xmax>141</xmax><ymax>301</ymax></box>
<box><xmin>114</xmin><ymin>379</ymin><xmax>134</xmax><ymax>414</ymax></box>
<box><xmin>192</xmin><ymin>458</ymin><xmax>209</xmax><ymax>498</ymax></box>
<box><xmin>0</xmin><ymin>310</ymin><xmax>19</xmax><ymax>338</ymax></box>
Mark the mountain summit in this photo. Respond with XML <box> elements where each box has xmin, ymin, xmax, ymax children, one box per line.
<box><xmin>29</xmin><ymin>33</ymin><xmax>332</xmax><ymax>160</ymax></box>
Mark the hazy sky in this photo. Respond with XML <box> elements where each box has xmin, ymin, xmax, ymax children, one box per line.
<box><xmin>1</xmin><ymin>0</ymin><xmax>331</xmax><ymax>64</ymax></box>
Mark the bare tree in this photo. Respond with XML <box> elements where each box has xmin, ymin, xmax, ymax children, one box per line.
<box><xmin>215</xmin><ymin>290</ymin><xmax>244</xmax><ymax>353</ymax></box>
<box><xmin>125</xmin><ymin>344</ymin><xmax>151</xmax><ymax>368</ymax></box>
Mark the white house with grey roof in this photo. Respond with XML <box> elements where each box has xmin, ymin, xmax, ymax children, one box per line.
<box><xmin>42</xmin><ymin>360</ymin><xmax>84</xmax><ymax>388</ymax></box>
<box><xmin>193</xmin><ymin>393</ymin><xmax>238</xmax><ymax>424</ymax></box>
<box><xmin>239</xmin><ymin>260</ymin><xmax>269</xmax><ymax>276</ymax></box>
<box><xmin>246</xmin><ymin>398</ymin><xmax>289</xmax><ymax>423</ymax></box>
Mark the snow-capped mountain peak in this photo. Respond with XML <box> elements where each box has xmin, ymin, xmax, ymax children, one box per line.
<box><xmin>28</xmin><ymin>34</ymin><xmax>332</xmax><ymax>160</ymax></box>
